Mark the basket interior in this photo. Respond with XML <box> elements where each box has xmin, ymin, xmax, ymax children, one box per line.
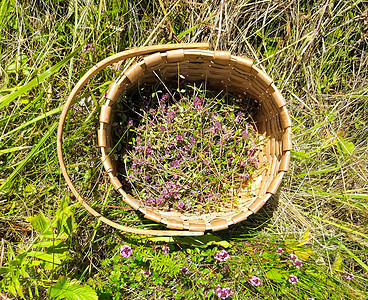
<box><xmin>98</xmin><ymin>49</ymin><xmax>291</xmax><ymax>232</ymax></box>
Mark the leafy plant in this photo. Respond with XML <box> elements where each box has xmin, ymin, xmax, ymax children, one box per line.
<box><xmin>49</xmin><ymin>277</ymin><xmax>98</xmax><ymax>300</ymax></box>
<box><xmin>0</xmin><ymin>197</ymin><xmax>91</xmax><ymax>299</ymax></box>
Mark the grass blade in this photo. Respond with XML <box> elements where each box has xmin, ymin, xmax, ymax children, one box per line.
<box><xmin>336</xmin><ymin>240</ymin><xmax>368</xmax><ymax>274</ymax></box>
<box><xmin>0</xmin><ymin>146</ymin><xmax>32</xmax><ymax>155</ymax></box>
<box><xmin>1</xmin><ymin>105</ymin><xmax>64</xmax><ymax>138</ymax></box>
<box><xmin>296</xmin><ymin>166</ymin><xmax>340</xmax><ymax>177</ymax></box>
<box><xmin>177</xmin><ymin>14</ymin><xmax>217</xmax><ymax>40</ymax></box>
<box><xmin>0</xmin><ymin>122</ymin><xmax>58</xmax><ymax>191</ymax></box>
<box><xmin>0</xmin><ymin>47</ymin><xmax>81</xmax><ymax>110</ymax></box>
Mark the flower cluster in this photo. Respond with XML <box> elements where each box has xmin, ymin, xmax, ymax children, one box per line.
<box><xmin>161</xmin><ymin>244</ymin><xmax>170</xmax><ymax>255</ymax></box>
<box><xmin>249</xmin><ymin>275</ymin><xmax>262</xmax><ymax>287</ymax></box>
<box><xmin>276</xmin><ymin>247</ymin><xmax>284</xmax><ymax>255</ymax></box>
<box><xmin>83</xmin><ymin>43</ymin><xmax>93</xmax><ymax>53</ymax></box>
<box><xmin>289</xmin><ymin>253</ymin><xmax>303</xmax><ymax>269</ymax></box>
<box><xmin>120</xmin><ymin>85</ymin><xmax>260</xmax><ymax>213</ymax></box>
<box><xmin>214</xmin><ymin>287</ymin><xmax>232</xmax><ymax>299</ymax></box>
<box><xmin>119</xmin><ymin>245</ymin><xmax>132</xmax><ymax>258</ymax></box>
<box><xmin>214</xmin><ymin>250</ymin><xmax>230</xmax><ymax>262</ymax></box>
<box><xmin>289</xmin><ymin>274</ymin><xmax>298</xmax><ymax>284</ymax></box>
<box><xmin>345</xmin><ymin>272</ymin><xmax>354</xmax><ymax>280</ymax></box>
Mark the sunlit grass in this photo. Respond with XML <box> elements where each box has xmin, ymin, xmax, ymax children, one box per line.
<box><xmin>0</xmin><ymin>0</ymin><xmax>367</xmax><ymax>299</ymax></box>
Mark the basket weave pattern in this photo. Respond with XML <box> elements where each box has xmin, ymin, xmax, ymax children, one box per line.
<box><xmin>98</xmin><ymin>49</ymin><xmax>292</xmax><ymax>232</ymax></box>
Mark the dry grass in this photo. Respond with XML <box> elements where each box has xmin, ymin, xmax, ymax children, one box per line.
<box><xmin>0</xmin><ymin>0</ymin><xmax>367</xmax><ymax>298</ymax></box>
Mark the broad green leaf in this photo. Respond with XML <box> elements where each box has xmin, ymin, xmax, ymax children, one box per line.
<box><xmin>285</xmin><ymin>234</ymin><xmax>312</xmax><ymax>259</ymax></box>
<box><xmin>0</xmin><ymin>47</ymin><xmax>81</xmax><ymax>109</ymax></box>
<box><xmin>0</xmin><ymin>266</ymin><xmax>13</xmax><ymax>274</ymax></box>
<box><xmin>33</xmin><ymin>240</ymin><xmax>63</xmax><ymax>248</ymax></box>
<box><xmin>175</xmin><ymin>234</ymin><xmax>231</xmax><ymax>248</ymax></box>
<box><xmin>31</xmin><ymin>260</ymin><xmax>41</xmax><ymax>266</ymax></box>
<box><xmin>18</xmin><ymin>265</ymin><xmax>30</xmax><ymax>278</ymax></box>
<box><xmin>27</xmin><ymin>210</ymin><xmax>52</xmax><ymax>234</ymax></box>
<box><xmin>27</xmin><ymin>251</ymin><xmax>61</xmax><ymax>264</ymax></box>
<box><xmin>337</xmin><ymin>137</ymin><xmax>354</xmax><ymax>156</ymax></box>
<box><xmin>298</xmin><ymin>229</ymin><xmax>311</xmax><ymax>246</ymax></box>
<box><xmin>12</xmin><ymin>272</ymin><xmax>25</xmax><ymax>299</ymax></box>
<box><xmin>284</xmin><ymin>235</ymin><xmax>298</xmax><ymax>252</ymax></box>
<box><xmin>146</xmin><ymin>236</ymin><xmax>174</xmax><ymax>243</ymax></box>
<box><xmin>265</xmin><ymin>268</ymin><xmax>287</xmax><ymax>283</ymax></box>
<box><xmin>49</xmin><ymin>277</ymin><xmax>98</xmax><ymax>300</ymax></box>
<box><xmin>294</xmin><ymin>247</ymin><xmax>312</xmax><ymax>260</ymax></box>
<box><xmin>333</xmin><ymin>252</ymin><xmax>343</xmax><ymax>271</ymax></box>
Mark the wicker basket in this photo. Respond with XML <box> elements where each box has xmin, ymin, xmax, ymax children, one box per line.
<box><xmin>98</xmin><ymin>44</ymin><xmax>291</xmax><ymax>233</ymax></box>
<box><xmin>57</xmin><ymin>43</ymin><xmax>291</xmax><ymax>236</ymax></box>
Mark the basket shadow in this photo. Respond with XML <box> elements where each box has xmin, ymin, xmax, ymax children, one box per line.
<box><xmin>115</xmin><ymin>189</ymin><xmax>281</xmax><ymax>241</ymax></box>
<box><xmin>213</xmin><ymin>190</ymin><xmax>280</xmax><ymax>240</ymax></box>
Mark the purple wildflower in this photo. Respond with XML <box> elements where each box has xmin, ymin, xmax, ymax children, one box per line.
<box><xmin>289</xmin><ymin>275</ymin><xmax>298</xmax><ymax>284</ymax></box>
<box><xmin>239</xmin><ymin>173</ymin><xmax>250</xmax><ymax>181</ymax></box>
<box><xmin>180</xmin><ymin>146</ymin><xmax>188</xmax><ymax>155</ymax></box>
<box><xmin>116</xmin><ymin>124</ymin><xmax>124</xmax><ymax>135</ymax></box>
<box><xmin>294</xmin><ymin>259</ymin><xmax>303</xmax><ymax>269</ymax></box>
<box><xmin>176</xmin><ymin>200</ymin><xmax>185</xmax><ymax>210</ymax></box>
<box><xmin>83</xmin><ymin>43</ymin><xmax>92</xmax><ymax>52</ymax></box>
<box><xmin>290</xmin><ymin>253</ymin><xmax>297</xmax><ymax>261</ymax></box>
<box><xmin>214</xmin><ymin>250</ymin><xmax>230</xmax><ymax>262</ymax></box>
<box><xmin>171</xmin><ymin>160</ymin><xmax>180</xmax><ymax>168</ymax></box>
<box><xmin>235</xmin><ymin>111</ymin><xmax>245</xmax><ymax>124</ymax></box>
<box><xmin>156</xmin><ymin>196</ymin><xmax>165</xmax><ymax>206</ymax></box>
<box><xmin>248</xmin><ymin>156</ymin><xmax>259</xmax><ymax>167</ymax></box>
<box><xmin>143</xmin><ymin>270</ymin><xmax>152</xmax><ymax>277</ymax></box>
<box><xmin>242</xmin><ymin>130</ymin><xmax>249</xmax><ymax>139</ymax></box>
<box><xmin>146</xmin><ymin>147</ymin><xmax>153</xmax><ymax>156</ymax></box>
<box><xmin>249</xmin><ymin>275</ymin><xmax>262</xmax><ymax>287</ymax></box>
<box><xmin>127</xmin><ymin>118</ymin><xmax>133</xmax><ymax>127</ymax></box>
<box><xmin>161</xmin><ymin>93</ymin><xmax>170</xmax><ymax>101</ymax></box>
<box><xmin>175</xmin><ymin>134</ymin><xmax>185</xmax><ymax>142</ymax></box>
<box><xmin>162</xmin><ymin>188</ymin><xmax>172</xmax><ymax>199</ymax></box>
<box><xmin>167</xmin><ymin>110</ymin><xmax>176</xmax><ymax>123</ymax></box>
<box><xmin>181</xmin><ymin>267</ymin><xmax>189</xmax><ymax>275</ymax></box>
<box><xmin>345</xmin><ymin>272</ymin><xmax>354</xmax><ymax>280</ymax></box>
<box><xmin>214</xmin><ymin>287</ymin><xmax>232</xmax><ymax>299</ymax></box>
<box><xmin>119</xmin><ymin>245</ymin><xmax>132</xmax><ymax>258</ymax></box>
<box><xmin>276</xmin><ymin>248</ymin><xmax>284</xmax><ymax>255</ymax></box>
<box><xmin>214</xmin><ymin>120</ymin><xmax>221</xmax><ymax>132</ymax></box>
<box><xmin>193</xmin><ymin>96</ymin><xmax>203</xmax><ymax>109</ymax></box>
<box><xmin>162</xmin><ymin>244</ymin><xmax>170</xmax><ymax>255</ymax></box>
<box><xmin>146</xmin><ymin>197</ymin><xmax>155</xmax><ymax>206</ymax></box>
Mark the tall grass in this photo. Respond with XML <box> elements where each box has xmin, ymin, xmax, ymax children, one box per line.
<box><xmin>0</xmin><ymin>0</ymin><xmax>367</xmax><ymax>299</ymax></box>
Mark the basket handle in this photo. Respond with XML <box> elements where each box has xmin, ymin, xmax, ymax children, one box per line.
<box><xmin>57</xmin><ymin>43</ymin><xmax>209</xmax><ymax>236</ymax></box>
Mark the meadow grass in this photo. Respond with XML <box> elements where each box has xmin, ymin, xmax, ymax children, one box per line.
<box><xmin>0</xmin><ymin>0</ymin><xmax>367</xmax><ymax>299</ymax></box>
